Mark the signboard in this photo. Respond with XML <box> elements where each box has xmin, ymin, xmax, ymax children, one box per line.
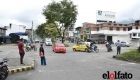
<box><xmin>96</xmin><ymin>10</ymin><xmax>116</xmax><ymax>22</ymax></box>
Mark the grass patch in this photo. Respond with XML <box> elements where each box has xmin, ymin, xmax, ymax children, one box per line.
<box><xmin>115</xmin><ymin>50</ymin><xmax>140</xmax><ymax>63</ymax></box>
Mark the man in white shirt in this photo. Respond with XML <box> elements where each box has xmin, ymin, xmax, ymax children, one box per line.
<box><xmin>116</xmin><ymin>40</ymin><xmax>121</xmax><ymax>55</ymax></box>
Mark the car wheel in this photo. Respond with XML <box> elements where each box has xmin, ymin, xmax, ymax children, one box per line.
<box><xmin>85</xmin><ymin>48</ymin><xmax>88</xmax><ymax>52</ymax></box>
<box><xmin>127</xmin><ymin>45</ymin><xmax>129</xmax><ymax>47</ymax></box>
<box><xmin>73</xmin><ymin>48</ymin><xmax>76</xmax><ymax>51</ymax></box>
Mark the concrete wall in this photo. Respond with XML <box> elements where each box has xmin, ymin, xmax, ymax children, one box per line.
<box><xmin>112</xmin><ymin>35</ymin><xmax>131</xmax><ymax>43</ymax></box>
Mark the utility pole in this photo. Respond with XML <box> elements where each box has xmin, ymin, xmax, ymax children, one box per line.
<box><xmin>31</xmin><ymin>21</ymin><xmax>33</xmax><ymax>42</ymax></box>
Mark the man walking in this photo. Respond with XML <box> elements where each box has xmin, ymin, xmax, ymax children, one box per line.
<box><xmin>18</xmin><ymin>38</ymin><xmax>25</xmax><ymax>64</ymax></box>
<box><xmin>116</xmin><ymin>40</ymin><xmax>121</xmax><ymax>55</ymax></box>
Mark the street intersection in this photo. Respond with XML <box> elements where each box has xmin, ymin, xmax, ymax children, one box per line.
<box><xmin>1</xmin><ymin>44</ymin><xmax>139</xmax><ymax>80</ymax></box>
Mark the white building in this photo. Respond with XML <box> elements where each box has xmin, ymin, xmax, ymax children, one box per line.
<box><xmin>5</xmin><ymin>24</ymin><xmax>29</xmax><ymax>40</ymax></box>
<box><xmin>5</xmin><ymin>24</ymin><xmax>26</xmax><ymax>36</ymax></box>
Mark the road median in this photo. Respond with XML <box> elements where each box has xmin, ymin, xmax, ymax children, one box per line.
<box><xmin>8</xmin><ymin>58</ymin><xmax>35</xmax><ymax>74</ymax></box>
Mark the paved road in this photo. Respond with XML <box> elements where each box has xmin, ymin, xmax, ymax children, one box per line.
<box><xmin>4</xmin><ymin>44</ymin><xmax>140</xmax><ymax>80</ymax></box>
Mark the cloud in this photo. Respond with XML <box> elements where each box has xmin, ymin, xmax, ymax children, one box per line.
<box><xmin>117</xmin><ymin>0</ymin><xmax>140</xmax><ymax>22</ymax></box>
<box><xmin>0</xmin><ymin>0</ymin><xmax>140</xmax><ymax>28</ymax></box>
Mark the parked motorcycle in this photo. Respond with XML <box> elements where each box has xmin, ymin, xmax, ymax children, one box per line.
<box><xmin>0</xmin><ymin>58</ymin><xmax>9</xmax><ymax>80</ymax></box>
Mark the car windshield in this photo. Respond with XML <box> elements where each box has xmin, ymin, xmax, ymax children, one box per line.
<box><xmin>56</xmin><ymin>44</ymin><xmax>64</xmax><ymax>47</ymax></box>
<box><xmin>46</xmin><ymin>41</ymin><xmax>51</xmax><ymax>42</ymax></box>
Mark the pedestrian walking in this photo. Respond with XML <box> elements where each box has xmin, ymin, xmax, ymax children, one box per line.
<box><xmin>116</xmin><ymin>40</ymin><xmax>121</xmax><ymax>55</ymax></box>
<box><xmin>18</xmin><ymin>38</ymin><xmax>25</xmax><ymax>64</ymax></box>
<box><xmin>39</xmin><ymin>44</ymin><xmax>46</xmax><ymax>65</ymax></box>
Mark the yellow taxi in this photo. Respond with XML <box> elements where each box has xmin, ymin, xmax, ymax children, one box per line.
<box><xmin>72</xmin><ymin>42</ymin><xmax>89</xmax><ymax>52</ymax></box>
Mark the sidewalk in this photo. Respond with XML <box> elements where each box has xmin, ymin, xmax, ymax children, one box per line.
<box><xmin>0</xmin><ymin>44</ymin><xmax>35</xmax><ymax>74</ymax></box>
<box><xmin>7</xmin><ymin>58</ymin><xmax>35</xmax><ymax>74</ymax></box>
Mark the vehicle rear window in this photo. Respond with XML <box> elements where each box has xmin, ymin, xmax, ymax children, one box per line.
<box><xmin>56</xmin><ymin>44</ymin><xmax>64</xmax><ymax>47</ymax></box>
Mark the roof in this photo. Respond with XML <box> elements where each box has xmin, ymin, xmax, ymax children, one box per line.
<box><xmin>0</xmin><ymin>36</ymin><xmax>11</xmax><ymax>38</ymax></box>
<box><xmin>91</xmin><ymin>30</ymin><xmax>129</xmax><ymax>36</ymax></box>
<box><xmin>0</xmin><ymin>27</ymin><xmax>7</xmax><ymax>30</ymax></box>
<box><xmin>9</xmin><ymin>32</ymin><xmax>28</xmax><ymax>36</ymax></box>
<box><xmin>128</xmin><ymin>29</ymin><xmax>140</xmax><ymax>33</ymax></box>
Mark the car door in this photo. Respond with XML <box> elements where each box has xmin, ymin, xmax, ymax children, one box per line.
<box><xmin>79</xmin><ymin>44</ymin><xmax>86</xmax><ymax>51</ymax></box>
<box><xmin>76</xmin><ymin>44</ymin><xmax>81</xmax><ymax>51</ymax></box>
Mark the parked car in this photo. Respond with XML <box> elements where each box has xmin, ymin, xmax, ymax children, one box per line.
<box><xmin>115</xmin><ymin>41</ymin><xmax>131</xmax><ymax>47</ymax></box>
<box><xmin>52</xmin><ymin>43</ymin><xmax>66</xmax><ymax>53</ymax></box>
<box><xmin>72</xmin><ymin>42</ymin><xmax>89</xmax><ymax>52</ymax></box>
<box><xmin>45</xmin><ymin>41</ymin><xmax>52</xmax><ymax>46</ymax></box>
<box><xmin>35</xmin><ymin>40</ymin><xmax>40</xmax><ymax>43</ymax></box>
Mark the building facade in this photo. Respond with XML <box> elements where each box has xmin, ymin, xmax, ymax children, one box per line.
<box><xmin>80</xmin><ymin>20</ymin><xmax>140</xmax><ymax>44</ymax></box>
<box><xmin>0</xmin><ymin>27</ymin><xmax>7</xmax><ymax>36</ymax></box>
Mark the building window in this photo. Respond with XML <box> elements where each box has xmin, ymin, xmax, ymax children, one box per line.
<box><xmin>136</xmin><ymin>26</ymin><xmax>138</xmax><ymax>29</ymax></box>
<box><xmin>97</xmin><ymin>27</ymin><xmax>99</xmax><ymax>31</ymax></box>
<box><xmin>108</xmin><ymin>23</ymin><xmax>111</xmax><ymax>25</ymax></box>
<box><xmin>109</xmin><ymin>27</ymin><xmax>113</xmax><ymax>30</ymax></box>
<box><xmin>119</xmin><ymin>24</ymin><xmax>122</xmax><ymax>26</ymax></box>
<box><xmin>124</xmin><ymin>24</ymin><xmax>127</xmax><ymax>26</ymax></box>
<box><xmin>114</xmin><ymin>24</ymin><xmax>117</xmax><ymax>26</ymax></box>
<box><xmin>123</xmin><ymin>27</ymin><xmax>126</xmax><ymax>31</ymax></box>
<box><xmin>116</xmin><ymin>27</ymin><xmax>120</xmax><ymax>31</ymax></box>
<box><xmin>128</xmin><ymin>26</ymin><xmax>132</xmax><ymax>31</ymax></box>
<box><xmin>133</xmin><ymin>33</ymin><xmax>137</xmax><ymax>37</ymax></box>
<box><xmin>138</xmin><ymin>33</ymin><xmax>140</xmax><ymax>37</ymax></box>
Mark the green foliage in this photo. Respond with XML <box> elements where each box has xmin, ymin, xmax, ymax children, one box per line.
<box><xmin>43</xmin><ymin>0</ymin><xmax>78</xmax><ymax>43</ymax></box>
<box><xmin>36</xmin><ymin>23</ymin><xmax>59</xmax><ymax>39</ymax></box>
<box><xmin>36</xmin><ymin>23</ymin><xmax>48</xmax><ymax>39</ymax></box>
<box><xmin>116</xmin><ymin>50</ymin><xmax>140</xmax><ymax>63</ymax></box>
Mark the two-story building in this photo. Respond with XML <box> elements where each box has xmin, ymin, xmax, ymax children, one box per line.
<box><xmin>80</xmin><ymin>20</ymin><xmax>140</xmax><ymax>44</ymax></box>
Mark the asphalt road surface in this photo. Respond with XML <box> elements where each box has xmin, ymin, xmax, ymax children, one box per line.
<box><xmin>6</xmin><ymin>44</ymin><xmax>140</xmax><ymax>80</ymax></box>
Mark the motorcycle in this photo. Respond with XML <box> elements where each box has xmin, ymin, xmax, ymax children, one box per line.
<box><xmin>0</xmin><ymin>58</ymin><xmax>9</xmax><ymax>80</ymax></box>
<box><xmin>106</xmin><ymin>44</ymin><xmax>113</xmax><ymax>52</ymax></box>
<box><xmin>87</xmin><ymin>45</ymin><xmax>99</xmax><ymax>53</ymax></box>
<box><xmin>25</xmin><ymin>44</ymin><xmax>37</xmax><ymax>52</ymax></box>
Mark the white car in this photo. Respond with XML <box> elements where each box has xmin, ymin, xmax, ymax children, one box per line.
<box><xmin>45</xmin><ymin>41</ymin><xmax>52</xmax><ymax>46</ymax></box>
<box><xmin>115</xmin><ymin>41</ymin><xmax>131</xmax><ymax>47</ymax></box>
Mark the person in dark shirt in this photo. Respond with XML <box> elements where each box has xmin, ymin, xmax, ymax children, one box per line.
<box><xmin>39</xmin><ymin>44</ymin><xmax>46</xmax><ymax>65</ymax></box>
<box><xmin>18</xmin><ymin>38</ymin><xmax>25</xmax><ymax>64</ymax></box>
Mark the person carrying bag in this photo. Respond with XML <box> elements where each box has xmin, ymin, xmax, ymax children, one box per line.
<box><xmin>39</xmin><ymin>44</ymin><xmax>46</xmax><ymax>65</ymax></box>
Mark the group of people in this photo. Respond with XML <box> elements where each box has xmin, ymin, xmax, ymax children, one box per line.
<box><xmin>85</xmin><ymin>40</ymin><xmax>122</xmax><ymax>55</ymax></box>
<box><xmin>18</xmin><ymin>38</ymin><xmax>46</xmax><ymax>66</ymax></box>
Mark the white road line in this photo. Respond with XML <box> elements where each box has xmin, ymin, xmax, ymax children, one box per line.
<box><xmin>128</xmin><ymin>63</ymin><xmax>136</xmax><ymax>65</ymax></box>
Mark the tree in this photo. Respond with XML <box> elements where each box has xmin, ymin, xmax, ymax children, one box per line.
<box><xmin>36</xmin><ymin>22</ymin><xmax>59</xmax><ymax>41</ymax></box>
<box><xmin>43</xmin><ymin>0</ymin><xmax>78</xmax><ymax>43</ymax></box>
<box><xmin>45</xmin><ymin>23</ymin><xmax>59</xmax><ymax>42</ymax></box>
<box><xmin>36</xmin><ymin>23</ymin><xmax>49</xmax><ymax>39</ymax></box>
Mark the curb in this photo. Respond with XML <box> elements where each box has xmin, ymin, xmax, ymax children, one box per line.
<box><xmin>8</xmin><ymin>60</ymin><xmax>35</xmax><ymax>74</ymax></box>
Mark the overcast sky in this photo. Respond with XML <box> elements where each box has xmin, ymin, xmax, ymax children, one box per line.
<box><xmin>0</xmin><ymin>0</ymin><xmax>140</xmax><ymax>29</ymax></box>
